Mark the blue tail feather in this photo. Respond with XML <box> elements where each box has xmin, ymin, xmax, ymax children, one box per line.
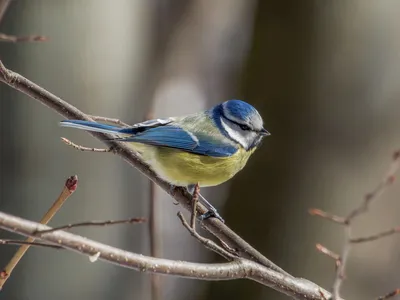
<box><xmin>59</xmin><ymin>120</ymin><xmax>127</xmax><ymax>134</ymax></box>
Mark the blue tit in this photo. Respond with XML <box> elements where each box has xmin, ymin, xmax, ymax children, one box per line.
<box><xmin>60</xmin><ymin>100</ymin><xmax>270</xmax><ymax>221</ymax></box>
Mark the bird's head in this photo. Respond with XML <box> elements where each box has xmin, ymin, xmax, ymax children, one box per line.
<box><xmin>211</xmin><ymin>100</ymin><xmax>270</xmax><ymax>150</ymax></box>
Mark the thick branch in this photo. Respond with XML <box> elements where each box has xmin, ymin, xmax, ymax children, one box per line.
<box><xmin>0</xmin><ymin>60</ymin><xmax>288</xmax><ymax>276</ymax></box>
<box><xmin>0</xmin><ymin>211</ymin><xmax>332</xmax><ymax>300</ymax></box>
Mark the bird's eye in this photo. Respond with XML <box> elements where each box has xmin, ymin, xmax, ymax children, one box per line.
<box><xmin>239</xmin><ymin>124</ymin><xmax>251</xmax><ymax>131</ymax></box>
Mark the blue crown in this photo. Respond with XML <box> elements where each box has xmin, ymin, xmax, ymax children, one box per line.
<box><xmin>222</xmin><ymin>100</ymin><xmax>258</xmax><ymax>121</ymax></box>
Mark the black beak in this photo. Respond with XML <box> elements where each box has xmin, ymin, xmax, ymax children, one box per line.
<box><xmin>260</xmin><ymin>128</ymin><xmax>271</xmax><ymax>136</ymax></box>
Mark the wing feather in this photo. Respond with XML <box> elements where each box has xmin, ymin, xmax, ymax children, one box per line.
<box><xmin>116</xmin><ymin>126</ymin><xmax>237</xmax><ymax>157</ymax></box>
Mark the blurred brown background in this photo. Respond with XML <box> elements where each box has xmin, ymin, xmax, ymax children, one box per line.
<box><xmin>1</xmin><ymin>1</ymin><xmax>400</xmax><ymax>300</ymax></box>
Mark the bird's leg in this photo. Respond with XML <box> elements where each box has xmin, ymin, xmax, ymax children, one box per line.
<box><xmin>190</xmin><ymin>183</ymin><xmax>200</xmax><ymax>230</ymax></box>
<box><xmin>169</xmin><ymin>185</ymin><xmax>179</xmax><ymax>205</ymax></box>
<box><xmin>198</xmin><ymin>194</ymin><xmax>225</xmax><ymax>223</ymax></box>
<box><xmin>187</xmin><ymin>185</ymin><xmax>225</xmax><ymax>223</ymax></box>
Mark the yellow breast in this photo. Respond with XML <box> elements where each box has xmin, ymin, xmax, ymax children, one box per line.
<box><xmin>130</xmin><ymin>143</ymin><xmax>255</xmax><ymax>187</ymax></box>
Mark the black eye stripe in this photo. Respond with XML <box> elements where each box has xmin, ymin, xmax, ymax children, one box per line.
<box><xmin>239</xmin><ymin>124</ymin><xmax>251</xmax><ymax>131</ymax></box>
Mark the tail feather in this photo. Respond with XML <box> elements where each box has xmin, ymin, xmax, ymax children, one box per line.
<box><xmin>59</xmin><ymin>120</ymin><xmax>124</xmax><ymax>135</ymax></box>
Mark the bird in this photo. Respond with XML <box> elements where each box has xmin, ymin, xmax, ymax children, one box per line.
<box><xmin>60</xmin><ymin>100</ymin><xmax>270</xmax><ymax>221</ymax></box>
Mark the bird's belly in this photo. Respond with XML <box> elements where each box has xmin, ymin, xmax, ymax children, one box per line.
<box><xmin>146</xmin><ymin>147</ymin><xmax>251</xmax><ymax>187</ymax></box>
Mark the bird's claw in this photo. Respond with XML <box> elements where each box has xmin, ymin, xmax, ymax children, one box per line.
<box><xmin>200</xmin><ymin>210</ymin><xmax>225</xmax><ymax>223</ymax></box>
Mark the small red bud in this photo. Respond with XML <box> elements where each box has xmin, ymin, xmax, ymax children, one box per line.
<box><xmin>65</xmin><ymin>175</ymin><xmax>78</xmax><ymax>192</ymax></box>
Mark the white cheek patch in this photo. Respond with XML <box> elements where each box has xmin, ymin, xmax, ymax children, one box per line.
<box><xmin>245</xmin><ymin>131</ymin><xmax>258</xmax><ymax>148</ymax></box>
<box><xmin>220</xmin><ymin>118</ymin><xmax>249</xmax><ymax>149</ymax></box>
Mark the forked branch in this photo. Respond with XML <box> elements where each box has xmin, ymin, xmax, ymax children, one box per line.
<box><xmin>0</xmin><ymin>211</ymin><xmax>332</xmax><ymax>300</ymax></box>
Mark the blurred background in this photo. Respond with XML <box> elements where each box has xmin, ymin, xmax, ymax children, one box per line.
<box><xmin>1</xmin><ymin>1</ymin><xmax>400</xmax><ymax>299</ymax></box>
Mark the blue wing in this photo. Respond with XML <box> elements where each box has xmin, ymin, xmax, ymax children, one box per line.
<box><xmin>60</xmin><ymin>119</ymin><xmax>237</xmax><ymax>157</ymax></box>
<box><xmin>117</xmin><ymin>126</ymin><xmax>238</xmax><ymax>157</ymax></box>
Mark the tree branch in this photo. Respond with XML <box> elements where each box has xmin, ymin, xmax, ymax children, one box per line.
<box><xmin>177</xmin><ymin>211</ymin><xmax>237</xmax><ymax>261</ymax></box>
<box><xmin>0</xmin><ymin>211</ymin><xmax>333</xmax><ymax>300</ymax></box>
<box><xmin>311</xmin><ymin>150</ymin><xmax>400</xmax><ymax>299</ymax></box>
<box><xmin>0</xmin><ymin>33</ymin><xmax>46</xmax><ymax>42</ymax></box>
<box><xmin>34</xmin><ymin>217</ymin><xmax>146</xmax><ymax>236</ymax></box>
<box><xmin>0</xmin><ymin>175</ymin><xmax>78</xmax><ymax>289</ymax></box>
<box><xmin>0</xmin><ymin>1</ymin><xmax>46</xmax><ymax>43</ymax></box>
<box><xmin>0</xmin><ymin>59</ymin><xmax>289</xmax><ymax>276</ymax></box>
<box><xmin>350</xmin><ymin>226</ymin><xmax>400</xmax><ymax>243</ymax></box>
<box><xmin>0</xmin><ymin>0</ymin><xmax>11</xmax><ymax>23</ymax></box>
<box><xmin>377</xmin><ymin>289</ymin><xmax>400</xmax><ymax>300</ymax></box>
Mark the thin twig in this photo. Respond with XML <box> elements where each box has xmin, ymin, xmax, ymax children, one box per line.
<box><xmin>0</xmin><ymin>2</ymin><xmax>46</xmax><ymax>44</ymax></box>
<box><xmin>177</xmin><ymin>212</ymin><xmax>237</xmax><ymax>261</ymax></box>
<box><xmin>0</xmin><ymin>210</ymin><xmax>333</xmax><ymax>300</ymax></box>
<box><xmin>61</xmin><ymin>137</ymin><xmax>113</xmax><ymax>153</ymax></box>
<box><xmin>377</xmin><ymin>289</ymin><xmax>400</xmax><ymax>300</ymax></box>
<box><xmin>350</xmin><ymin>226</ymin><xmax>400</xmax><ymax>243</ymax></box>
<box><xmin>0</xmin><ymin>33</ymin><xmax>47</xmax><ymax>42</ymax></box>
<box><xmin>315</xmin><ymin>244</ymin><xmax>341</xmax><ymax>271</ymax></box>
<box><xmin>0</xmin><ymin>59</ymin><xmax>290</xmax><ymax>276</ymax></box>
<box><xmin>331</xmin><ymin>226</ymin><xmax>351</xmax><ymax>299</ymax></box>
<box><xmin>0</xmin><ymin>0</ymin><xmax>11</xmax><ymax>22</ymax></box>
<box><xmin>0</xmin><ymin>239</ymin><xmax>62</xmax><ymax>249</ymax></box>
<box><xmin>312</xmin><ymin>150</ymin><xmax>400</xmax><ymax>300</ymax></box>
<box><xmin>34</xmin><ymin>217</ymin><xmax>146</xmax><ymax>236</ymax></box>
<box><xmin>219</xmin><ymin>239</ymin><xmax>240</xmax><ymax>256</ymax></box>
<box><xmin>88</xmin><ymin>115</ymin><xmax>130</xmax><ymax>127</ymax></box>
<box><xmin>315</xmin><ymin>244</ymin><xmax>340</xmax><ymax>262</ymax></box>
<box><xmin>333</xmin><ymin>152</ymin><xmax>400</xmax><ymax>299</ymax></box>
<box><xmin>0</xmin><ymin>175</ymin><xmax>78</xmax><ymax>289</ymax></box>
<box><xmin>345</xmin><ymin>150</ymin><xmax>400</xmax><ymax>222</ymax></box>
<box><xmin>309</xmin><ymin>209</ymin><xmax>346</xmax><ymax>225</ymax></box>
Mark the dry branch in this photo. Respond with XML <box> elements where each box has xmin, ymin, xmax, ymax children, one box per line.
<box><xmin>0</xmin><ymin>211</ymin><xmax>332</xmax><ymax>300</ymax></box>
<box><xmin>61</xmin><ymin>137</ymin><xmax>113</xmax><ymax>153</ymax></box>
<box><xmin>34</xmin><ymin>217</ymin><xmax>146</xmax><ymax>236</ymax></box>
<box><xmin>311</xmin><ymin>150</ymin><xmax>400</xmax><ymax>300</ymax></box>
<box><xmin>0</xmin><ymin>175</ymin><xmax>77</xmax><ymax>289</ymax></box>
<box><xmin>0</xmin><ymin>0</ymin><xmax>11</xmax><ymax>22</ymax></box>
<box><xmin>0</xmin><ymin>33</ymin><xmax>46</xmax><ymax>42</ymax></box>
<box><xmin>350</xmin><ymin>226</ymin><xmax>400</xmax><ymax>243</ymax></box>
<box><xmin>377</xmin><ymin>289</ymin><xmax>400</xmax><ymax>300</ymax></box>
